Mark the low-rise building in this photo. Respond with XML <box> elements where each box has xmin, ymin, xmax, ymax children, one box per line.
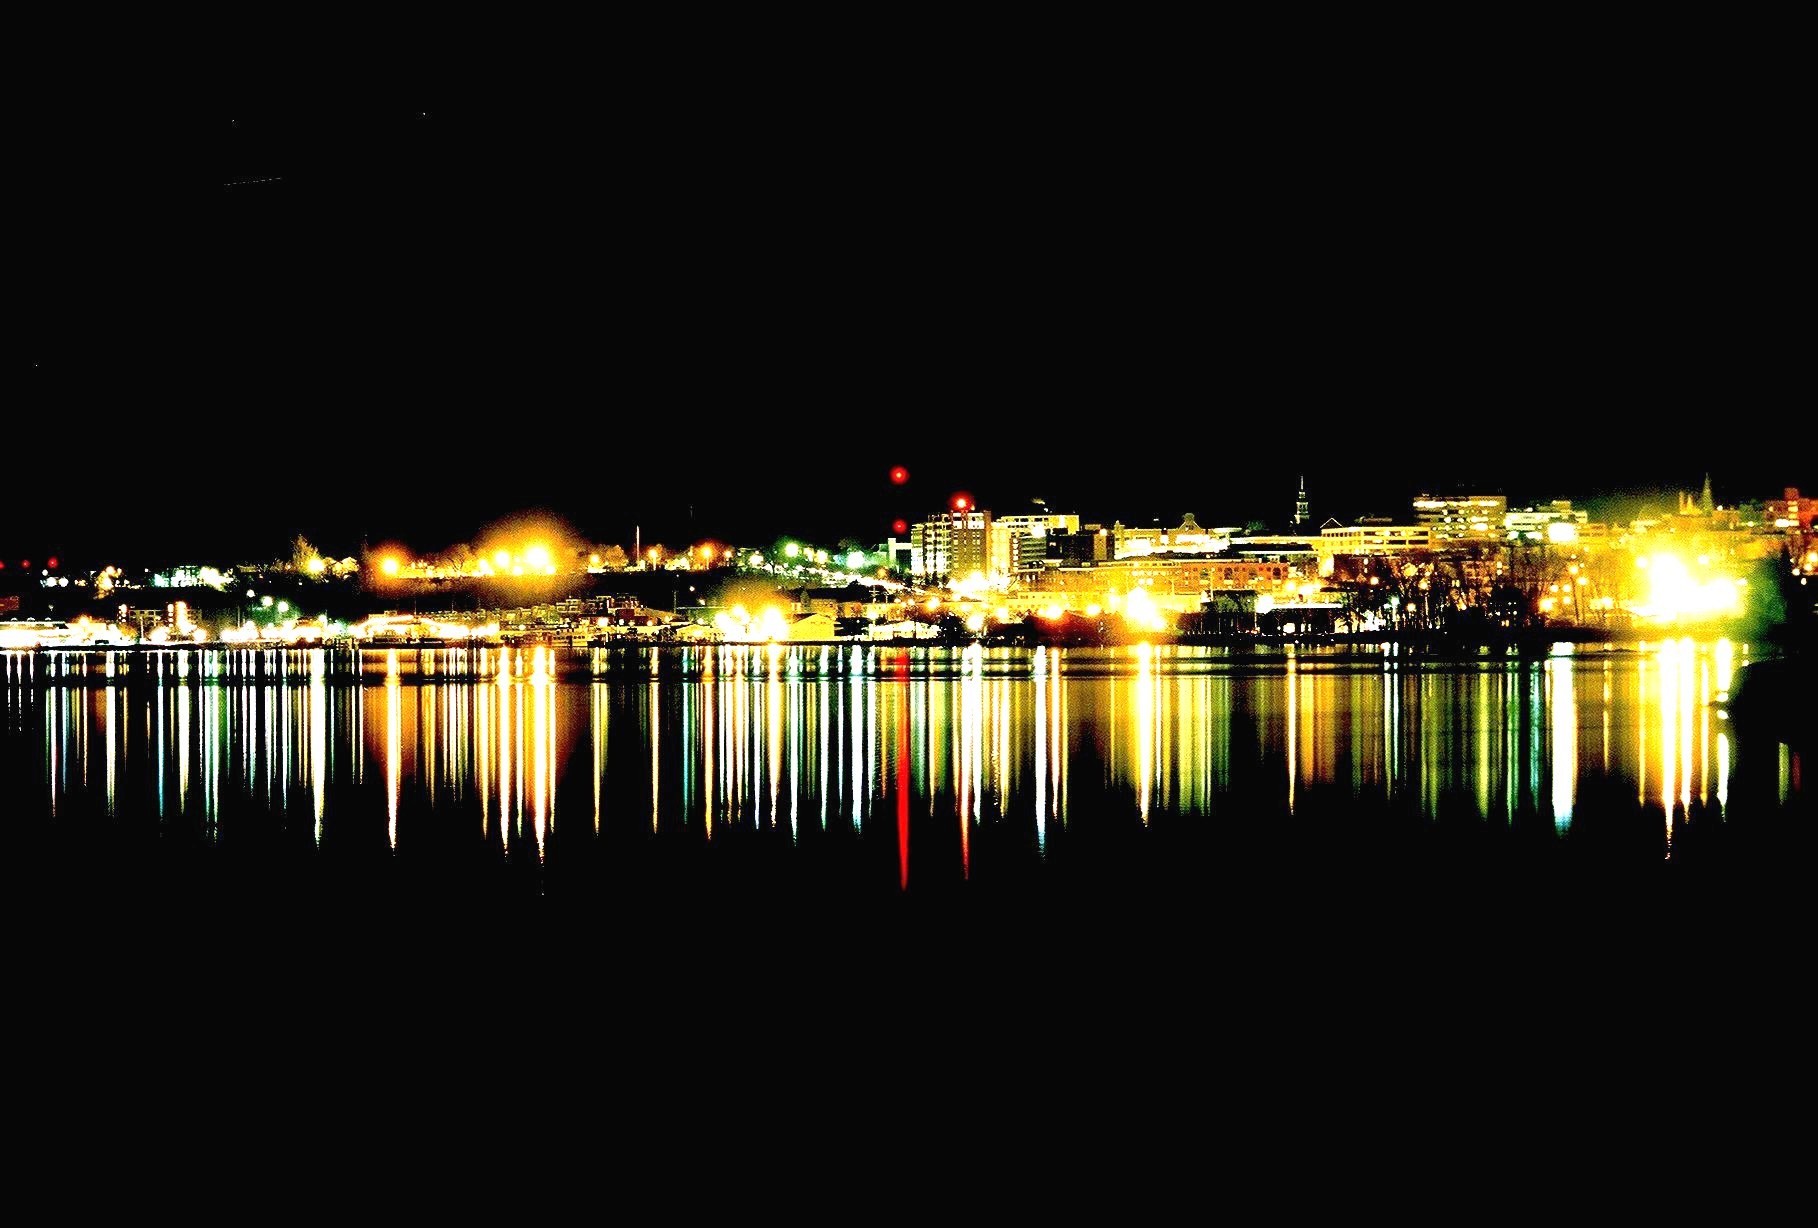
<box><xmin>1413</xmin><ymin>493</ymin><xmax>1506</xmax><ymax>540</ymax></box>
<box><xmin>1319</xmin><ymin>523</ymin><xmax>1434</xmax><ymax>554</ymax></box>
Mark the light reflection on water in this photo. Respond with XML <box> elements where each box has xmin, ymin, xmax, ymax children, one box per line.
<box><xmin>4</xmin><ymin>640</ymin><xmax>1802</xmax><ymax>884</ymax></box>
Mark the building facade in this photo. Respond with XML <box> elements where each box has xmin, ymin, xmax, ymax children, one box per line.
<box><xmin>994</xmin><ymin>510</ymin><xmax>1081</xmax><ymax>575</ymax></box>
<box><xmin>1319</xmin><ymin>524</ymin><xmax>1435</xmax><ymax>554</ymax></box>
<box><xmin>1505</xmin><ymin>500</ymin><xmax>1590</xmax><ymax>542</ymax></box>
<box><xmin>910</xmin><ymin>509</ymin><xmax>992</xmax><ymax>581</ymax></box>
<box><xmin>1412</xmin><ymin>494</ymin><xmax>1507</xmax><ymax>540</ymax></box>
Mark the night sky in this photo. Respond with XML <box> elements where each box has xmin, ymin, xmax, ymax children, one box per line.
<box><xmin>11</xmin><ymin>37</ymin><xmax>1807</xmax><ymax>566</ymax></box>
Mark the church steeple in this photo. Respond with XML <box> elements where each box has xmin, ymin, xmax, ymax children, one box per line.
<box><xmin>1699</xmin><ymin>473</ymin><xmax>1714</xmax><ymax>515</ymax></box>
<box><xmin>1294</xmin><ymin>476</ymin><xmax>1309</xmax><ymax>528</ymax></box>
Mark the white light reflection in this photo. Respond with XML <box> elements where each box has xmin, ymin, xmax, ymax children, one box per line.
<box><xmin>850</xmin><ymin>651</ymin><xmax>864</xmax><ymax>831</ymax></box>
<box><xmin>959</xmin><ymin>642</ymin><xmax>984</xmax><ymax>877</ymax></box>
<box><xmin>497</xmin><ymin>664</ymin><xmax>512</xmax><ymax>855</ymax></box>
<box><xmin>1547</xmin><ymin>654</ymin><xmax>1575</xmax><ymax>832</ymax></box>
<box><xmin>649</xmin><ymin>677</ymin><xmax>661</xmax><ymax>832</ymax></box>
<box><xmin>592</xmin><ymin>682</ymin><xmax>607</xmax><ymax>836</ymax></box>
<box><xmin>1135</xmin><ymin>642</ymin><xmax>1154</xmax><ymax>824</ymax></box>
<box><xmin>1034</xmin><ymin>646</ymin><xmax>1048</xmax><ymax>852</ymax></box>
<box><xmin>177</xmin><ymin>678</ymin><xmax>191</xmax><ymax>815</ymax></box>
<box><xmin>768</xmin><ymin>644</ymin><xmax>783</xmax><ymax>826</ymax></box>
<box><xmin>103</xmin><ymin>683</ymin><xmax>117</xmax><ymax>815</ymax></box>
<box><xmin>310</xmin><ymin>655</ymin><xmax>327</xmax><ymax>845</ymax></box>
<box><xmin>1286</xmin><ymin>647</ymin><xmax>1297</xmax><ymax>815</ymax></box>
<box><xmin>533</xmin><ymin>660</ymin><xmax>550</xmax><ymax>863</ymax></box>
<box><xmin>386</xmin><ymin>665</ymin><xmax>401</xmax><ymax>850</ymax></box>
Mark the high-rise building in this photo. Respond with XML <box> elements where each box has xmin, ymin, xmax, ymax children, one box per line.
<box><xmin>995</xmin><ymin>507</ymin><xmax>1080</xmax><ymax>574</ymax></box>
<box><xmin>910</xmin><ymin>507</ymin><xmax>992</xmax><ymax>582</ymax></box>
<box><xmin>1412</xmin><ymin>493</ymin><xmax>1507</xmax><ymax>540</ymax></box>
<box><xmin>1294</xmin><ymin>477</ymin><xmax>1309</xmax><ymax>528</ymax></box>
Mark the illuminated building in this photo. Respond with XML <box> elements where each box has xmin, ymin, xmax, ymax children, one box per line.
<box><xmin>800</xmin><ymin>584</ymin><xmax>898</xmax><ymax>620</ymax></box>
<box><xmin>1028</xmin><ymin>554</ymin><xmax>1310</xmax><ymax>613</ymax></box>
<box><xmin>1294</xmin><ymin>476</ymin><xmax>1310</xmax><ymax>528</ymax></box>
<box><xmin>1505</xmin><ymin>500</ymin><xmax>1589</xmax><ymax>542</ymax></box>
<box><xmin>1412</xmin><ymin>493</ymin><xmax>1507</xmax><ymax>540</ymax></box>
<box><xmin>882</xmin><ymin>536</ymin><xmax>914</xmax><ymax>573</ymax></box>
<box><xmin>1115</xmin><ymin>514</ymin><xmax>1222</xmax><ymax>559</ymax></box>
<box><xmin>910</xmin><ymin>507</ymin><xmax>992</xmax><ymax>582</ymax></box>
<box><xmin>994</xmin><ymin>506</ymin><xmax>1080</xmax><ymax>575</ymax></box>
<box><xmin>1045</xmin><ymin>525</ymin><xmax>1111</xmax><ymax>566</ymax></box>
<box><xmin>1319</xmin><ymin>523</ymin><xmax>1434</xmax><ymax>554</ymax></box>
<box><xmin>1765</xmin><ymin>487</ymin><xmax>1817</xmax><ymax>532</ymax></box>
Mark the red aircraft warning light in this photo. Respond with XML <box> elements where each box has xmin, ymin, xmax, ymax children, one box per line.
<box><xmin>889</xmin><ymin>465</ymin><xmax>910</xmax><ymax>485</ymax></box>
<box><xmin>892</xmin><ymin>519</ymin><xmax>909</xmax><ymax>536</ymax></box>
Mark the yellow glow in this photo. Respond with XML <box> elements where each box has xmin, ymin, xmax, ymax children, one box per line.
<box><xmin>524</xmin><ymin>543</ymin><xmax>552</xmax><ymax>571</ymax></box>
<box><xmin>493</xmin><ymin>549</ymin><xmax>511</xmax><ymax>570</ymax></box>
<box><xmin>925</xmin><ymin>597</ymin><xmax>941</xmax><ymax>610</ymax></box>
<box><xmin>1121</xmin><ymin>586</ymin><xmax>1166</xmax><ymax>633</ymax></box>
<box><xmin>965</xmin><ymin>612</ymin><xmax>986</xmax><ymax>634</ymax></box>
<box><xmin>994</xmin><ymin>606</ymin><xmax>1010</xmax><ymax>622</ymax></box>
<box><xmin>1547</xmin><ymin>521</ymin><xmax>1579</xmax><ymax>544</ymax></box>
<box><xmin>589</xmin><ymin>552</ymin><xmax>602</xmax><ymax>568</ymax></box>
<box><xmin>1084</xmin><ymin>604</ymin><xmax>1102</xmax><ymax>618</ymax></box>
<box><xmin>305</xmin><ymin>557</ymin><xmax>326</xmax><ymax>575</ymax></box>
<box><xmin>785</xmin><ymin>543</ymin><xmax>801</xmax><ymax>558</ymax></box>
<box><xmin>712</xmin><ymin>604</ymin><xmax>792</xmax><ymax>643</ymax></box>
<box><xmin>1635</xmin><ymin>552</ymin><xmax>1743</xmax><ymax>623</ymax></box>
<box><xmin>1040</xmin><ymin>605</ymin><xmax>1063</xmax><ymax>621</ymax></box>
<box><xmin>951</xmin><ymin>571</ymin><xmax>989</xmax><ymax>598</ymax></box>
<box><xmin>647</xmin><ymin>548</ymin><xmax>661</xmax><ymax>565</ymax></box>
<box><xmin>380</xmin><ymin>557</ymin><xmax>400</xmax><ymax>577</ymax></box>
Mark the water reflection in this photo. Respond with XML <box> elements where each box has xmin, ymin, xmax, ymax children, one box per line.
<box><xmin>11</xmin><ymin>640</ymin><xmax>1801</xmax><ymax>886</ymax></box>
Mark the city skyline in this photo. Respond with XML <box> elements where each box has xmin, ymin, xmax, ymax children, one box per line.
<box><xmin>0</xmin><ymin>448</ymin><xmax>1802</xmax><ymax>565</ymax></box>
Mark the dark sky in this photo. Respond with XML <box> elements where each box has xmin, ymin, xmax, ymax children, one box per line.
<box><xmin>11</xmin><ymin>30</ymin><xmax>1807</xmax><ymax>565</ymax></box>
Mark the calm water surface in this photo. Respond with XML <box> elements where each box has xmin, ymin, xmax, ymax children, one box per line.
<box><xmin>1</xmin><ymin>641</ymin><xmax>1802</xmax><ymax>898</ymax></box>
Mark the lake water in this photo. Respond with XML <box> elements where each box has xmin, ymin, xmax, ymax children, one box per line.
<box><xmin>1</xmin><ymin>639</ymin><xmax>1803</xmax><ymax>910</ymax></box>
